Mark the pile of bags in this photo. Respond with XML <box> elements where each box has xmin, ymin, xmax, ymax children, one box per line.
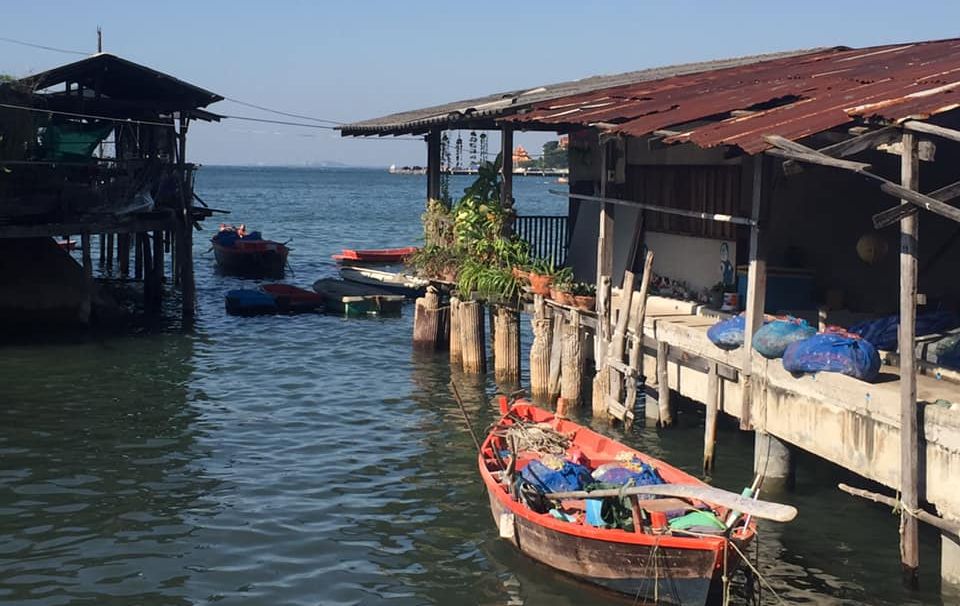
<box><xmin>708</xmin><ymin>313</ymin><xmax>880</xmax><ymax>382</ymax></box>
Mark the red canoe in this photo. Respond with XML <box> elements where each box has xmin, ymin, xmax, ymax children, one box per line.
<box><xmin>480</xmin><ymin>401</ymin><xmax>758</xmax><ymax>605</ymax></box>
<box><xmin>260</xmin><ymin>283</ymin><xmax>325</xmax><ymax>313</ymax></box>
<box><xmin>331</xmin><ymin>246</ymin><xmax>417</xmax><ymax>264</ymax></box>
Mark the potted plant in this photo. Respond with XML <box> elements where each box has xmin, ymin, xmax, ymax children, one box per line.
<box><xmin>528</xmin><ymin>258</ymin><xmax>555</xmax><ymax>296</ymax></box>
<box><xmin>548</xmin><ymin>267</ymin><xmax>575</xmax><ymax>306</ymax></box>
<box><xmin>571</xmin><ymin>281</ymin><xmax>597</xmax><ymax>311</ymax></box>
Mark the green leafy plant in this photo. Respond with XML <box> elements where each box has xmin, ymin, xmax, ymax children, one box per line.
<box><xmin>406</xmin><ymin>245</ymin><xmax>461</xmax><ymax>281</ymax></box>
<box><xmin>571</xmin><ymin>281</ymin><xmax>596</xmax><ymax>296</ymax></box>
<box><xmin>457</xmin><ymin>258</ymin><xmax>521</xmax><ymax>303</ymax></box>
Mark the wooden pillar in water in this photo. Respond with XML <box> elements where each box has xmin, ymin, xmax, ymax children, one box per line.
<box><xmin>141</xmin><ymin>232</ymin><xmax>154</xmax><ymax>310</ymax></box>
<box><xmin>80</xmin><ymin>233</ymin><xmax>93</xmax><ymax>324</ymax></box>
<box><xmin>560</xmin><ymin>309</ymin><xmax>583</xmax><ymax>408</ymax></box>
<box><xmin>703</xmin><ymin>362</ymin><xmax>720</xmax><ymax>474</ymax></box>
<box><xmin>105</xmin><ymin>233</ymin><xmax>114</xmax><ymax>270</ymax></box>
<box><xmin>741</xmin><ymin>155</ymin><xmax>768</xmax><ymax>431</ymax></box>
<box><xmin>656</xmin><ymin>340</ymin><xmax>672</xmax><ymax>426</ymax></box>
<box><xmin>529</xmin><ymin>295</ymin><xmax>552</xmax><ymax>403</ymax></box>
<box><xmin>118</xmin><ymin>234</ymin><xmax>130</xmax><ymax>277</ymax></box>
<box><xmin>99</xmin><ymin>233</ymin><xmax>106</xmax><ymax>266</ymax></box>
<box><xmin>459</xmin><ymin>299</ymin><xmax>486</xmax><ymax>374</ymax></box>
<box><xmin>153</xmin><ymin>229</ymin><xmax>165</xmax><ymax>288</ymax></box>
<box><xmin>899</xmin><ymin>131</ymin><xmax>920</xmax><ymax>588</ymax></box>
<box><xmin>449</xmin><ymin>296</ymin><xmax>462</xmax><ymax>365</ymax></box>
<box><xmin>591</xmin><ymin>276</ymin><xmax>612</xmax><ymax>419</ymax></box>
<box><xmin>501</xmin><ymin>126</ymin><xmax>514</xmax><ymax>234</ymax></box>
<box><xmin>134</xmin><ymin>232</ymin><xmax>144</xmax><ymax>280</ymax></box>
<box><xmin>493</xmin><ymin>304</ymin><xmax>520</xmax><ymax>388</ymax></box>
<box><xmin>413</xmin><ymin>286</ymin><xmax>447</xmax><ymax>351</ymax></box>
<box><xmin>179</xmin><ymin>116</ymin><xmax>196</xmax><ymax>323</ymax></box>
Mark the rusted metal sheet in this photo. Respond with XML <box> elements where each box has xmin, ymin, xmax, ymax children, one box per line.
<box><xmin>506</xmin><ymin>39</ymin><xmax>960</xmax><ymax>154</ymax></box>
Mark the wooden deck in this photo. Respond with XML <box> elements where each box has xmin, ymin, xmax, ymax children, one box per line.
<box><xmin>637</xmin><ymin>297</ymin><xmax>960</xmax><ymax>522</ymax></box>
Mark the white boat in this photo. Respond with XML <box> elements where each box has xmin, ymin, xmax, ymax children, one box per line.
<box><xmin>338</xmin><ymin>265</ymin><xmax>428</xmax><ymax>298</ymax></box>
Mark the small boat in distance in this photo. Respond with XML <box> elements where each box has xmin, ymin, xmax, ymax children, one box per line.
<box><xmin>312</xmin><ymin>278</ymin><xmax>405</xmax><ymax>316</ymax></box>
<box><xmin>212</xmin><ymin>224</ymin><xmax>289</xmax><ymax>278</ymax></box>
<box><xmin>339</xmin><ymin>265</ymin><xmax>428</xmax><ymax>298</ymax></box>
<box><xmin>480</xmin><ymin>400</ymin><xmax>795</xmax><ymax>605</ymax></box>
<box><xmin>332</xmin><ymin>246</ymin><xmax>417</xmax><ymax>265</ymax></box>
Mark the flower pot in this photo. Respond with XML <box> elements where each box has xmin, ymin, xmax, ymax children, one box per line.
<box><xmin>528</xmin><ymin>273</ymin><xmax>552</xmax><ymax>296</ymax></box>
<box><xmin>512</xmin><ymin>267</ymin><xmax>530</xmax><ymax>283</ymax></box>
<box><xmin>550</xmin><ymin>287</ymin><xmax>575</xmax><ymax>306</ymax></box>
<box><xmin>573</xmin><ymin>295</ymin><xmax>596</xmax><ymax>311</ymax></box>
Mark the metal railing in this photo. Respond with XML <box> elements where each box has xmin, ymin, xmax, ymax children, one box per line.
<box><xmin>514</xmin><ymin>215</ymin><xmax>568</xmax><ymax>267</ymax></box>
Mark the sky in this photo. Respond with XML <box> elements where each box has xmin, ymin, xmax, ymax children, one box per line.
<box><xmin>3</xmin><ymin>1</ymin><xmax>960</xmax><ymax>167</ymax></box>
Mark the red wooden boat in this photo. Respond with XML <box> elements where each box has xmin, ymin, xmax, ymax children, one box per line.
<box><xmin>480</xmin><ymin>401</ymin><xmax>775</xmax><ymax>605</ymax></box>
<box><xmin>260</xmin><ymin>284</ymin><xmax>325</xmax><ymax>313</ymax></box>
<box><xmin>331</xmin><ymin>246</ymin><xmax>417</xmax><ymax>264</ymax></box>
<box><xmin>212</xmin><ymin>226</ymin><xmax>289</xmax><ymax>278</ymax></box>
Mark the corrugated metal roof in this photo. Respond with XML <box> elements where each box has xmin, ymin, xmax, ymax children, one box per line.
<box><xmin>338</xmin><ymin>48</ymin><xmax>827</xmax><ymax>136</ymax></box>
<box><xmin>506</xmin><ymin>39</ymin><xmax>960</xmax><ymax>154</ymax></box>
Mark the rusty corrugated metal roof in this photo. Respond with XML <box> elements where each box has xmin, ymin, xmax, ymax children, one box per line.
<box><xmin>506</xmin><ymin>39</ymin><xmax>960</xmax><ymax>154</ymax></box>
<box><xmin>337</xmin><ymin>48</ymin><xmax>826</xmax><ymax>136</ymax></box>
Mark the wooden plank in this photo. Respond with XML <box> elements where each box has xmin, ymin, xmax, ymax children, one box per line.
<box><xmin>818</xmin><ymin>125</ymin><xmax>902</xmax><ymax>158</ymax></box>
<box><xmin>547</xmin><ymin>483</ymin><xmax>798</xmax><ymax>523</ymax></box>
<box><xmin>839</xmin><ymin>483</ymin><xmax>960</xmax><ymax>538</ymax></box>
<box><xmin>903</xmin><ymin>120</ymin><xmax>960</xmax><ymax>145</ymax></box>
<box><xmin>549</xmin><ymin>190</ymin><xmax>755</xmax><ymax>226</ymax></box>
<box><xmin>624</xmin><ymin>251</ymin><xmax>655</xmax><ymax>425</ymax></box>
<box><xmin>873</xmin><ymin>179</ymin><xmax>960</xmax><ymax>228</ymax></box>
<box><xmin>899</xmin><ymin>131</ymin><xmax>920</xmax><ymax>588</ymax></box>
<box><xmin>741</xmin><ymin>155</ymin><xmax>767</xmax><ymax>431</ymax></box>
<box><xmin>608</xmin><ymin>269</ymin><xmax>637</xmax><ymax>405</ymax></box>
<box><xmin>764</xmin><ymin>145</ymin><xmax>872</xmax><ymax>172</ymax></box>
<box><xmin>548</xmin><ymin>309</ymin><xmax>565</xmax><ymax>398</ymax></box>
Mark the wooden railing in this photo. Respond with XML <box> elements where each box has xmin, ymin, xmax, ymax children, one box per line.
<box><xmin>514</xmin><ymin>215</ymin><xmax>568</xmax><ymax>267</ymax></box>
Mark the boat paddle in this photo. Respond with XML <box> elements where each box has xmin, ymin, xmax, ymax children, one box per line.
<box><xmin>545</xmin><ymin>483</ymin><xmax>798</xmax><ymax>523</ymax></box>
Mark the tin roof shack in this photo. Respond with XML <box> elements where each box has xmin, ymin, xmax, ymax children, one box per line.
<box><xmin>0</xmin><ymin>53</ymin><xmax>222</xmax><ymax>328</ymax></box>
<box><xmin>507</xmin><ymin>38</ymin><xmax>960</xmax><ymax>592</ymax></box>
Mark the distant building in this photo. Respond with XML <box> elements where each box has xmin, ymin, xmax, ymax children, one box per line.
<box><xmin>513</xmin><ymin>144</ymin><xmax>533</xmax><ymax>166</ymax></box>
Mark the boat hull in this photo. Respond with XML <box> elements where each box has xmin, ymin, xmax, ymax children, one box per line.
<box><xmin>338</xmin><ymin>266</ymin><xmax>427</xmax><ymax>298</ymax></box>
<box><xmin>213</xmin><ymin>242</ymin><xmax>288</xmax><ymax>278</ymax></box>
<box><xmin>312</xmin><ymin>278</ymin><xmax>405</xmax><ymax>317</ymax></box>
<box><xmin>486</xmin><ymin>488</ymin><xmax>716</xmax><ymax>605</ymax></box>
<box><xmin>332</xmin><ymin>246</ymin><xmax>417</xmax><ymax>265</ymax></box>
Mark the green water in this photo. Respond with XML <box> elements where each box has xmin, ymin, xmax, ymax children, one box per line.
<box><xmin>0</xmin><ymin>167</ymin><xmax>947</xmax><ymax>605</ymax></box>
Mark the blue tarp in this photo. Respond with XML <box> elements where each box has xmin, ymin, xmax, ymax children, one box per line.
<box><xmin>592</xmin><ymin>463</ymin><xmax>664</xmax><ymax>487</ymax></box>
<box><xmin>520</xmin><ymin>459</ymin><xmax>592</xmax><ymax>494</ymax></box>
<box><xmin>849</xmin><ymin>311</ymin><xmax>960</xmax><ymax>351</ymax></box>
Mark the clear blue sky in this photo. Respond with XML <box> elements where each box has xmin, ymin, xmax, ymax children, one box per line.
<box><xmin>4</xmin><ymin>1</ymin><xmax>959</xmax><ymax>166</ymax></box>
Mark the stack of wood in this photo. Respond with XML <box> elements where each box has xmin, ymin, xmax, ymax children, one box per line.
<box><xmin>592</xmin><ymin>251</ymin><xmax>655</xmax><ymax>426</ymax></box>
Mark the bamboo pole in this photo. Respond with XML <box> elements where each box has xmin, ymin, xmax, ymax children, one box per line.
<box><xmin>449</xmin><ymin>296</ymin><xmax>462</xmax><ymax>365</ymax></box>
<box><xmin>560</xmin><ymin>309</ymin><xmax>583</xmax><ymax>408</ymax></box>
<box><xmin>494</xmin><ymin>305</ymin><xmax>521</xmax><ymax>388</ymax></box>
<box><xmin>899</xmin><ymin>131</ymin><xmax>920</xmax><ymax>588</ymax></box>
<box><xmin>459</xmin><ymin>299</ymin><xmax>486</xmax><ymax>374</ymax></box>
<box><xmin>703</xmin><ymin>362</ymin><xmax>720</xmax><ymax>474</ymax></box>
<box><xmin>529</xmin><ymin>295</ymin><xmax>552</xmax><ymax>403</ymax></box>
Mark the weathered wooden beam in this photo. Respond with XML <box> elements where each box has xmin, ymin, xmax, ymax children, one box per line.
<box><xmin>764</xmin><ymin>141</ymin><xmax>872</xmax><ymax>172</ymax></box>
<box><xmin>550</xmin><ymin>190</ymin><xmax>755</xmax><ymax>226</ymax></box>
<box><xmin>873</xmin><ymin>179</ymin><xmax>960</xmax><ymax>229</ymax></box>
<box><xmin>899</xmin><ymin>131</ymin><xmax>921</xmax><ymax>588</ymax></box>
<box><xmin>656</xmin><ymin>340</ymin><xmax>672</xmax><ymax>427</ymax></box>
<box><xmin>704</xmin><ymin>362</ymin><xmax>720</xmax><ymax>475</ymax></box>
<box><xmin>819</xmin><ymin>125</ymin><xmax>901</xmax><ymax>158</ymax></box>
<box><xmin>500</xmin><ymin>126</ymin><xmax>514</xmax><ymax>228</ymax></box>
<box><xmin>903</xmin><ymin>120</ymin><xmax>960</xmax><ymax>145</ymax></box>
<box><xmin>741</xmin><ymin>155</ymin><xmax>767</xmax><ymax>431</ymax></box>
<box><xmin>560</xmin><ymin>309</ymin><xmax>583</xmax><ymax>409</ymax></box>
<box><xmin>427</xmin><ymin>129</ymin><xmax>442</xmax><ymax>203</ymax></box>
<box><xmin>838</xmin><ymin>483</ymin><xmax>960</xmax><ymax>538</ymax></box>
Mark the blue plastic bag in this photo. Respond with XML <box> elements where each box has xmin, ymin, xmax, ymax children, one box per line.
<box><xmin>592</xmin><ymin>462</ymin><xmax>664</xmax><ymax>487</ymax></box>
<box><xmin>850</xmin><ymin>311</ymin><xmax>960</xmax><ymax>350</ymax></box>
<box><xmin>782</xmin><ymin>332</ymin><xmax>881</xmax><ymax>381</ymax></box>
<box><xmin>520</xmin><ymin>459</ymin><xmax>592</xmax><ymax>494</ymax></box>
<box><xmin>707</xmin><ymin>314</ymin><xmax>747</xmax><ymax>350</ymax></box>
<box><xmin>753</xmin><ymin>318</ymin><xmax>816</xmax><ymax>359</ymax></box>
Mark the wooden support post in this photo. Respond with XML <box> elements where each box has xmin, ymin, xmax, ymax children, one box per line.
<box><xmin>449</xmin><ymin>296</ymin><xmax>462</xmax><ymax>366</ymax></box>
<box><xmin>741</xmin><ymin>155</ymin><xmax>767</xmax><ymax>430</ymax></box>
<box><xmin>134</xmin><ymin>232</ymin><xmax>143</xmax><ymax>280</ymax></box>
<box><xmin>755</xmin><ymin>431</ymin><xmax>793</xmax><ymax>484</ymax></box>
<box><xmin>118</xmin><ymin>234</ymin><xmax>130</xmax><ymax>277</ymax></box>
<box><xmin>494</xmin><ymin>305</ymin><xmax>521</xmax><ymax>388</ymax></box>
<box><xmin>153</xmin><ymin>230</ymin><xmax>164</xmax><ymax>284</ymax></box>
<box><xmin>529</xmin><ymin>295</ymin><xmax>552</xmax><ymax>403</ymax></box>
<box><xmin>899</xmin><ymin>131</ymin><xmax>920</xmax><ymax>588</ymax></box>
<box><xmin>547</xmin><ymin>307</ymin><xmax>564</xmax><ymax>403</ymax></box>
<box><xmin>656</xmin><ymin>340</ymin><xmax>672</xmax><ymax>426</ymax></box>
<box><xmin>413</xmin><ymin>286</ymin><xmax>446</xmax><ymax>351</ymax></box>
<box><xmin>105</xmin><ymin>233</ymin><xmax>114</xmax><ymax>270</ymax></box>
<box><xmin>80</xmin><ymin>233</ymin><xmax>93</xmax><ymax>324</ymax></box>
<box><xmin>178</xmin><ymin>116</ymin><xmax>195</xmax><ymax>323</ymax></box>
<box><xmin>560</xmin><ymin>309</ymin><xmax>583</xmax><ymax>408</ymax></box>
<box><xmin>704</xmin><ymin>362</ymin><xmax>720</xmax><ymax>474</ymax></box>
<box><xmin>459</xmin><ymin>299</ymin><xmax>487</xmax><ymax>374</ymax></box>
<box><xmin>98</xmin><ymin>233</ymin><xmax>106</xmax><ymax>266</ymax></box>
<box><xmin>592</xmin><ymin>276</ymin><xmax>612</xmax><ymax>419</ymax></box>
<box><xmin>607</xmin><ymin>269</ymin><xmax>637</xmax><ymax>407</ymax></box>
<box><xmin>501</xmin><ymin>126</ymin><xmax>514</xmax><ymax>234</ymax></box>
<box><xmin>141</xmin><ymin>232</ymin><xmax>154</xmax><ymax>310</ymax></box>
<box><xmin>624</xmin><ymin>251</ymin><xmax>655</xmax><ymax>427</ymax></box>
<box><xmin>427</xmin><ymin>129</ymin><xmax>442</xmax><ymax>203</ymax></box>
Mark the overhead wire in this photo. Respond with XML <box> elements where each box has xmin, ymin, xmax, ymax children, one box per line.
<box><xmin>0</xmin><ymin>35</ymin><xmax>88</xmax><ymax>56</ymax></box>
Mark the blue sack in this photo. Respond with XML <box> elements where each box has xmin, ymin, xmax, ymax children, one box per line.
<box><xmin>520</xmin><ymin>459</ymin><xmax>592</xmax><ymax>494</ymax></box>
<box><xmin>782</xmin><ymin>332</ymin><xmax>881</xmax><ymax>381</ymax></box>
<box><xmin>707</xmin><ymin>314</ymin><xmax>747</xmax><ymax>350</ymax></box>
<box><xmin>753</xmin><ymin>318</ymin><xmax>816</xmax><ymax>359</ymax></box>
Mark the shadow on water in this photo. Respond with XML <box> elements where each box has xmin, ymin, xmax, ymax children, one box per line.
<box><xmin>0</xmin><ymin>333</ymin><xmax>213</xmax><ymax>605</ymax></box>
